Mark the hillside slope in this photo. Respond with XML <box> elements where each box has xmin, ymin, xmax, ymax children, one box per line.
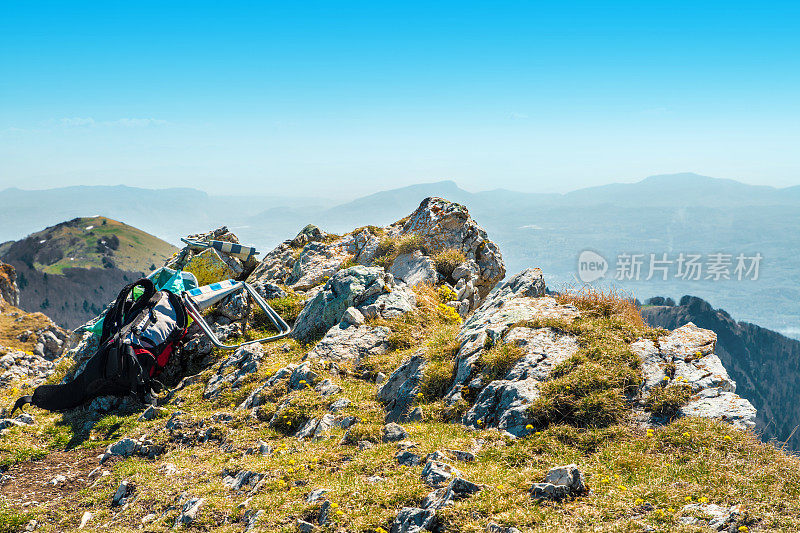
<box><xmin>1</xmin><ymin>198</ymin><xmax>797</xmax><ymax>532</ymax></box>
<box><xmin>642</xmin><ymin>296</ymin><xmax>800</xmax><ymax>451</ymax></box>
<box><xmin>0</xmin><ymin>217</ymin><xmax>177</xmax><ymax>328</ymax></box>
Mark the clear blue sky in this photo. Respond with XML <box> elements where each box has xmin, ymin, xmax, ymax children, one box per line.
<box><xmin>1</xmin><ymin>1</ymin><xmax>798</xmax><ymax>198</ymax></box>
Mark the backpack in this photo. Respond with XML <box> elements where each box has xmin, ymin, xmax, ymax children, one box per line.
<box><xmin>12</xmin><ymin>278</ymin><xmax>188</xmax><ymax>414</ymax></box>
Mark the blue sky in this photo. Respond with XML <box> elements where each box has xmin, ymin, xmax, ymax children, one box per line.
<box><xmin>1</xmin><ymin>1</ymin><xmax>799</xmax><ymax>198</ymax></box>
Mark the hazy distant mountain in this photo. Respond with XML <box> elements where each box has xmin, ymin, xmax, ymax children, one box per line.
<box><xmin>0</xmin><ymin>185</ymin><xmax>329</xmax><ymax>245</ymax></box>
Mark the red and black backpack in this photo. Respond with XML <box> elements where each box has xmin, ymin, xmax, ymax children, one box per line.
<box><xmin>13</xmin><ymin>278</ymin><xmax>188</xmax><ymax>414</ymax></box>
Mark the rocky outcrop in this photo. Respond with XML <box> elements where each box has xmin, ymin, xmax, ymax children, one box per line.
<box><xmin>291</xmin><ymin>266</ymin><xmax>414</xmax><ymax>342</ymax></box>
<box><xmin>388</xmin><ymin>197</ymin><xmax>505</xmax><ymax>297</ymax></box>
<box><xmin>441</xmin><ymin>269</ymin><xmax>580</xmax><ymax>435</ymax></box>
<box><xmin>642</xmin><ymin>295</ymin><xmax>800</xmax><ymax>449</ymax></box>
<box><xmin>0</xmin><ymin>262</ymin><xmax>19</xmax><ymax>307</ymax></box>
<box><xmin>632</xmin><ymin>323</ymin><xmax>757</xmax><ymax>429</ymax></box>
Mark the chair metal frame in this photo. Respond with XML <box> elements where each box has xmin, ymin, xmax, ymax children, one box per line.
<box><xmin>182</xmin><ymin>281</ymin><xmax>291</xmax><ymax>350</ymax></box>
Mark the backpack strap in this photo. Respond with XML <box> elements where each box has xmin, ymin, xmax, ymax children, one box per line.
<box><xmin>100</xmin><ymin>278</ymin><xmax>158</xmax><ymax>346</ymax></box>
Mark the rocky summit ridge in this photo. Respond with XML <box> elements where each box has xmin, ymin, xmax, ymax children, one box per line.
<box><xmin>0</xmin><ymin>197</ymin><xmax>797</xmax><ymax>533</ymax></box>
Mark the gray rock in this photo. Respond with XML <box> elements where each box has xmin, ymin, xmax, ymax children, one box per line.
<box><xmin>243</xmin><ymin>509</ymin><xmax>263</xmax><ymax>531</ymax></box>
<box><xmin>315</xmin><ymin>379</ymin><xmax>341</xmax><ymax>397</ymax></box>
<box><xmin>138</xmin><ymin>405</ymin><xmax>166</xmax><ymax>422</ymax></box>
<box><xmin>358</xmin><ymin>285</ymin><xmax>416</xmax><ymax>320</ymax></box>
<box><xmin>390</xmin><ymin>251</ymin><xmax>438</xmax><ymax>287</ymax></box>
<box><xmin>340</xmin><ymin>306</ymin><xmax>365</xmax><ymax>327</ymax></box>
<box><xmin>258</xmin><ymin>441</ymin><xmax>272</xmax><ymax>455</ymax></box>
<box><xmin>420</xmin><ymin>460</ymin><xmax>460</xmax><ymax>488</ymax></box>
<box><xmin>296</xmin><ymin>518</ymin><xmax>318</xmax><ymax>532</ymax></box>
<box><xmin>318</xmin><ymin>500</ymin><xmax>331</xmax><ymax>525</ymax></box>
<box><xmin>444</xmin><ymin>449</ymin><xmax>476</xmax><ymax>462</ymax></box>
<box><xmin>422</xmin><ymin>477</ymin><xmax>481</xmax><ymax>509</ymax></box>
<box><xmin>251</xmin><ymin>281</ymin><xmax>287</xmax><ymax>300</ymax></box>
<box><xmin>240</xmin><ymin>364</ymin><xmax>296</xmax><ymax>410</ymax></box>
<box><xmin>463</xmin><ymin>379</ymin><xmax>539</xmax><ymax>437</ymax></box>
<box><xmin>396</xmin><ymin>197</ymin><xmax>505</xmax><ymax>297</ymax></box>
<box><xmin>204</xmin><ymin>344</ymin><xmax>264</xmax><ymax>400</ymax></box>
<box><xmin>378</xmin><ymin>355</ymin><xmax>427</xmax><ymax>423</ymax></box>
<box><xmin>396</xmin><ymin>450</ymin><xmax>421</xmax><ymax>466</ymax></box>
<box><xmin>336</xmin><ymin>416</ymin><xmax>359</xmax><ymax>429</ymax></box>
<box><xmin>530</xmin><ymin>482</ymin><xmax>570</xmax><ymax>501</ymax></box>
<box><xmin>446</xmin><ymin>269</ymin><xmax>579</xmax><ymax>411</ymax></box>
<box><xmin>78</xmin><ymin>511</ymin><xmax>92</xmax><ymax>529</ymax></box>
<box><xmin>375</xmin><ymin>372</ymin><xmax>387</xmax><ymax>384</ymax></box>
<box><xmin>292</xmin><ymin>266</ymin><xmax>388</xmax><ymax>342</ymax></box>
<box><xmin>290</xmin><ymin>361</ymin><xmax>319</xmax><ymax>390</ymax></box>
<box><xmin>328</xmin><ymin>398</ymin><xmax>351</xmax><ymax>412</ymax></box>
<box><xmin>632</xmin><ymin>323</ymin><xmax>757</xmax><ymax>428</ymax></box>
<box><xmin>486</xmin><ymin>523</ymin><xmax>521</xmax><ymax>533</ymax></box>
<box><xmin>176</xmin><ymin>497</ymin><xmax>204</xmax><ymax>527</ymax></box>
<box><xmin>544</xmin><ymin>464</ymin><xmax>586</xmax><ymax>494</ymax></box>
<box><xmin>313</xmin><ymin>414</ymin><xmax>337</xmax><ymax>439</ymax></box>
<box><xmin>306</xmin><ymin>488</ymin><xmax>329</xmax><ymax>503</ymax></box>
<box><xmin>681</xmin><ymin>503</ymin><xmax>742</xmax><ymax>531</ymax></box>
<box><xmin>224</xmin><ymin>470</ymin><xmax>265</xmax><ymax>491</ymax></box>
<box><xmin>306</xmin><ymin>323</ymin><xmax>390</xmax><ymax>362</ymax></box>
<box><xmin>112</xmin><ymin>480</ymin><xmax>133</xmax><ymax>506</ymax></box>
<box><xmin>390</xmin><ymin>507</ymin><xmax>437</xmax><ymax>533</ymax></box>
<box><xmin>295</xmin><ymin>418</ymin><xmax>320</xmax><ymax>439</ymax></box>
<box><xmin>383</xmin><ymin>422</ymin><xmax>408</xmax><ymax>442</ymax></box>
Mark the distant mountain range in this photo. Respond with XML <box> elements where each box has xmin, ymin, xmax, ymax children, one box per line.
<box><xmin>642</xmin><ymin>296</ymin><xmax>800</xmax><ymax>451</ymax></box>
<box><xmin>2</xmin><ymin>173</ymin><xmax>798</xmax><ymax>337</ymax></box>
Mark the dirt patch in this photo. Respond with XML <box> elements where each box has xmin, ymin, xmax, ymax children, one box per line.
<box><xmin>0</xmin><ymin>446</ymin><xmax>103</xmax><ymax>507</ymax></box>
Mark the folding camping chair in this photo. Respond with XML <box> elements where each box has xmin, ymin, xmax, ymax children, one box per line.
<box><xmin>180</xmin><ymin>238</ymin><xmax>260</xmax><ymax>262</ymax></box>
<box><xmin>181</xmin><ymin>279</ymin><xmax>291</xmax><ymax>350</ymax></box>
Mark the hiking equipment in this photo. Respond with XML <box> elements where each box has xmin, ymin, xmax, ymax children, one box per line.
<box><xmin>181</xmin><ymin>279</ymin><xmax>291</xmax><ymax>350</ymax></box>
<box><xmin>180</xmin><ymin>238</ymin><xmax>259</xmax><ymax>261</ymax></box>
<box><xmin>12</xmin><ymin>278</ymin><xmax>188</xmax><ymax>414</ymax></box>
<box><xmin>11</xmin><ymin>276</ymin><xmax>291</xmax><ymax>414</ymax></box>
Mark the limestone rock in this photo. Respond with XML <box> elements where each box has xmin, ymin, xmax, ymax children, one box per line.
<box><xmin>383</xmin><ymin>422</ymin><xmax>408</xmax><ymax>442</ymax></box>
<box><xmin>292</xmin><ymin>266</ymin><xmax>391</xmax><ymax>342</ymax></box>
<box><xmin>390</xmin><ymin>507</ymin><xmax>437</xmax><ymax>533</ymax></box>
<box><xmin>393</xmin><ymin>197</ymin><xmax>505</xmax><ymax>297</ymax></box>
<box><xmin>420</xmin><ymin>459</ymin><xmax>461</xmax><ymax>488</ymax></box>
<box><xmin>176</xmin><ymin>497</ymin><xmax>205</xmax><ymax>527</ymax></box>
<box><xmin>0</xmin><ymin>262</ymin><xmax>20</xmax><ymax>306</ymax></box>
<box><xmin>632</xmin><ymin>323</ymin><xmax>757</xmax><ymax>428</ymax></box>
<box><xmin>378</xmin><ymin>355</ymin><xmax>427</xmax><ymax>423</ymax></box>
<box><xmin>204</xmin><ymin>344</ymin><xmax>265</xmax><ymax>400</ymax></box>
<box><xmin>306</xmin><ymin>323</ymin><xmax>390</xmax><ymax>362</ymax></box>
<box><xmin>422</xmin><ymin>477</ymin><xmax>481</xmax><ymax>509</ymax></box>
<box><xmin>390</xmin><ymin>251</ymin><xmax>438</xmax><ymax>287</ymax></box>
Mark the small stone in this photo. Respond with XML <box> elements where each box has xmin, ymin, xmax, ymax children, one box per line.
<box><xmin>328</xmin><ymin>398</ymin><xmax>351</xmax><ymax>412</ymax></box>
<box><xmin>383</xmin><ymin>422</ymin><xmax>408</xmax><ymax>442</ymax></box>
<box><xmin>306</xmin><ymin>488</ymin><xmax>329</xmax><ymax>503</ymax></box>
<box><xmin>296</xmin><ymin>518</ymin><xmax>318</xmax><ymax>532</ymax></box>
<box><xmin>48</xmin><ymin>474</ymin><xmax>66</xmax><ymax>485</ymax></box>
<box><xmin>357</xmin><ymin>440</ymin><xmax>374</xmax><ymax>451</ymax></box>
<box><xmin>375</xmin><ymin>372</ymin><xmax>387</xmax><ymax>384</ymax></box>
<box><xmin>530</xmin><ymin>482</ymin><xmax>570</xmax><ymax>501</ymax></box>
<box><xmin>112</xmin><ymin>480</ymin><xmax>133</xmax><ymax>506</ymax></box>
<box><xmin>543</xmin><ymin>464</ymin><xmax>586</xmax><ymax>494</ymax></box>
<box><xmin>318</xmin><ymin>500</ymin><xmax>331</xmax><ymax>526</ymax></box>
<box><xmin>315</xmin><ymin>379</ymin><xmax>341</xmax><ymax>397</ymax></box>
<box><xmin>340</xmin><ymin>306</ymin><xmax>365</xmax><ymax>327</ymax></box>
<box><xmin>420</xmin><ymin>460</ymin><xmax>461</xmax><ymax>488</ymax></box>
<box><xmin>138</xmin><ymin>405</ymin><xmax>166</xmax><ymax>421</ymax></box>
<box><xmin>78</xmin><ymin>511</ymin><xmax>92</xmax><ymax>529</ymax></box>
<box><xmin>367</xmin><ymin>475</ymin><xmax>385</xmax><ymax>483</ymax></box>
<box><xmin>445</xmin><ymin>449</ymin><xmax>476</xmax><ymax>462</ymax></box>
<box><xmin>258</xmin><ymin>440</ymin><xmax>272</xmax><ymax>455</ymax></box>
<box><xmin>390</xmin><ymin>507</ymin><xmax>436</xmax><ymax>533</ymax></box>
<box><xmin>176</xmin><ymin>497</ymin><xmax>204</xmax><ymax>527</ymax></box>
<box><xmin>141</xmin><ymin>514</ymin><xmax>157</xmax><ymax>524</ymax></box>
<box><xmin>396</xmin><ymin>450</ymin><xmax>421</xmax><ymax>466</ymax></box>
<box><xmin>15</xmin><ymin>413</ymin><xmax>34</xmax><ymax>425</ymax></box>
